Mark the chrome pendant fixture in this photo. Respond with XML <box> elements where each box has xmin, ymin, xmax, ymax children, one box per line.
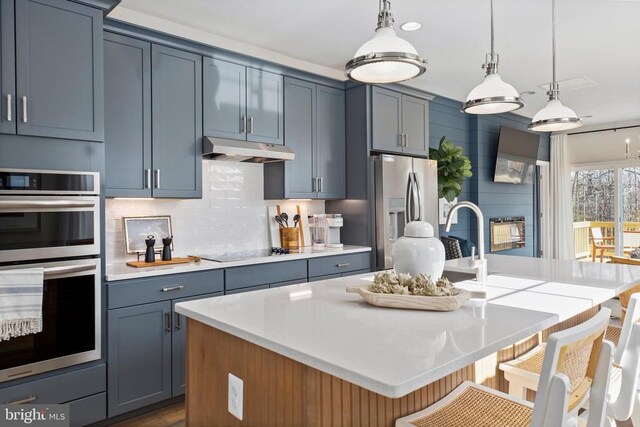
<box><xmin>462</xmin><ymin>0</ymin><xmax>523</xmax><ymax>115</ymax></box>
<box><xmin>529</xmin><ymin>0</ymin><xmax>582</xmax><ymax>132</ymax></box>
<box><xmin>345</xmin><ymin>0</ymin><xmax>427</xmax><ymax>84</ymax></box>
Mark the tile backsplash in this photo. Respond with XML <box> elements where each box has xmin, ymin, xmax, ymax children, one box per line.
<box><xmin>105</xmin><ymin>161</ymin><xmax>324</xmax><ymax>263</ymax></box>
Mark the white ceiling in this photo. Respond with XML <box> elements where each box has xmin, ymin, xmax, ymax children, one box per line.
<box><xmin>113</xmin><ymin>0</ymin><xmax>640</xmax><ymax>125</ymax></box>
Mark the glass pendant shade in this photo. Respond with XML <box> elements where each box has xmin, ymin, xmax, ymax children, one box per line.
<box><xmin>528</xmin><ymin>98</ymin><xmax>582</xmax><ymax>132</ymax></box>
<box><xmin>345</xmin><ymin>4</ymin><xmax>427</xmax><ymax>84</ymax></box>
<box><xmin>462</xmin><ymin>73</ymin><xmax>524</xmax><ymax>114</ymax></box>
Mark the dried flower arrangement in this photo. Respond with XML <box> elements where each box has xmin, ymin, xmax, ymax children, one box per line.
<box><xmin>368</xmin><ymin>271</ymin><xmax>456</xmax><ymax>297</ymax></box>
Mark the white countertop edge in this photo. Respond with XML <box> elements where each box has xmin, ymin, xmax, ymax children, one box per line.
<box><xmin>175</xmin><ymin>302</ymin><xmax>559</xmax><ymax>399</ymax></box>
<box><xmin>105</xmin><ymin>246</ymin><xmax>372</xmax><ymax>282</ymax></box>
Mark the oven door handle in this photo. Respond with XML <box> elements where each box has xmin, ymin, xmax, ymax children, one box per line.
<box><xmin>43</xmin><ymin>264</ymin><xmax>97</xmax><ymax>278</ymax></box>
<box><xmin>0</xmin><ymin>200</ymin><xmax>97</xmax><ymax>209</ymax></box>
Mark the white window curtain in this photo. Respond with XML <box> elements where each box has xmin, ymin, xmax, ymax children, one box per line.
<box><xmin>547</xmin><ymin>133</ymin><xmax>575</xmax><ymax>259</ymax></box>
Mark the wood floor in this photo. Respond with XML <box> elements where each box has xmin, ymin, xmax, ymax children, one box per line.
<box><xmin>106</xmin><ymin>400</ymin><xmax>635</xmax><ymax>426</ymax></box>
<box><xmin>109</xmin><ymin>402</ymin><xmax>185</xmax><ymax>427</ymax></box>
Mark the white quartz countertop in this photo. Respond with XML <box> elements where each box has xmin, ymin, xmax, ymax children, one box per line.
<box><xmin>105</xmin><ymin>246</ymin><xmax>371</xmax><ymax>282</ymax></box>
<box><xmin>446</xmin><ymin>254</ymin><xmax>640</xmax><ymax>295</ymax></box>
<box><xmin>176</xmin><ymin>254</ymin><xmax>640</xmax><ymax>398</ymax></box>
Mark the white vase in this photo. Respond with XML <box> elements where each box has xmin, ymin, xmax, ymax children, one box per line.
<box><xmin>392</xmin><ymin>221</ymin><xmax>446</xmax><ymax>279</ymax></box>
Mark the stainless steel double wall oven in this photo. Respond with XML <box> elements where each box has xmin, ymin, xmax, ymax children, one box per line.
<box><xmin>0</xmin><ymin>169</ymin><xmax>101</xmax><ymax>382</ymax></box>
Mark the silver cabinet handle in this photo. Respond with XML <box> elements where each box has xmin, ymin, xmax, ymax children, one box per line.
<box><xmin>398</xmin><ymin>134</ymin><xmax>403</xmax><ymax>147</ymax></box>
<box><xmin>318</xmin><ymin>177</ymin><xmax>323</xmax><ymax>193</ymax></box>
<box><xmin>249</xmin><ymin>116</ymin><xmax>254</xmax><ymax>134</ymax></box>
<box><xmin>161</xmin><ymin>285</ymin><xmax>184</xmax><ymax>292</ymax></box>
<box><xmin>175</xmin><ymin>313</ymin><xmax>182</xmax><ymax>331</ymax></box>
<box><xmin>336</xmin><ymin>262</ymin><xmax>351</xmax><ymax>268</ymax></box>
<box><xmin>404</xmin><ymin>133</ymin><xmax>409</xmax><ymax>147</ymax></box>
<box><xmin>6</xmin><ymin>94</ymin><xmax>11</xmax><ymax>122</ymax></box>
<box><xmin>312</xmin><ymin>177</ymin><xmax>317</xmax><ymax>192</ymax></box>
<box><xmin>22</xmin><ymin>96</ymin><xmax>27</xmax><ymax>123</ymax></box>
<box><xmin>164</xmin><ymin>312</ymin><xmax>171</xmax><ymax>333</ymax></box>
<box><xmin>8</xmin><ymin>395</ymin><xmax>37</xmax><ymax>405</ymax></box>
<box><xmin>155</xmin><ymin>169</ymin><xmax>160</xmax><ymax>189</ymax></box>
<box><xmin>241</xmin><ymin>115</ymin><xmax>247</xmax><ymax>134</ymax></box>
<box><xmin>43</xmin><ymin>264</ymin><xmax>96</xmax><ymax>278</ymax></box>
<box><xmin>145</xmin><ymin>169</ymin><xmax>151</xmax><ymax>189</ymax></box>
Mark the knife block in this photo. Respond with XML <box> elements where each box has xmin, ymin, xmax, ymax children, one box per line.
<box><xmin>280</xmin><ymin>227</ymin><xmax>300</xmax><ymax>250</ymax></box>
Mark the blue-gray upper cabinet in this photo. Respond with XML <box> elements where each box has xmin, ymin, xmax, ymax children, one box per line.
<box><xmin>264</xmin><ymin>77</ymin><xmax>345</xmax><ymax>200</ymax></box>
<box><xmin>0</xmin><ymin>0</ymin><xmax>15</xmax><ymax>135</ymax></box>
<box><xmin>371</xmin><ymin>86</ymin><xmax>429</xmax><ymax>157</ymax></box>
<box><xmin>107</xmin><ymin>301</ymin><xmax>172</xmax><ymax>417</ymax></box>
<box><xmin>246</xmin><ymin>67</ymin><xmax>283</xmax><ymax>145</ymax></box>
<box><xmin>203</xmin><ymin>58</ymin><xmax>246</xmax><ymax>141</ymax></box>
<box><xmin>281</xmin><ymin>77</ymin><xmax>316</xmax><ymax>198</ymax></box>
<box><xmin>400</xmin><ymin>94</ymin><xmax>429</xmax><ymax>157</ymax></box>
<box><xmin>15</xmin><ymin>0</ymin><xmax>104</xmax><ymax>141</ymax></box>
<box><xmin>103</xmin><ymin>33</ymin><xmax>152</xmax><ymax>197</ymax></box>
<box><xmin>316</xmin><ymin>85</ymin><xmax>346</xmax><ymax>199</ymax></box>
<box><xmin>151</xmin><ymin>45</ymin><xmax>202</xmax><ymax>198</ymax></box>
<box><xmin>203</xmin><ymin>58</ymin><xmax>283</xmax><ymax>145</ymax></box>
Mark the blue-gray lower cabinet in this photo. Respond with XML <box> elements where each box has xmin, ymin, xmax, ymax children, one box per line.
<box><xmin>307</xmin><ymin>252</ymin><xmax>371</xmax><ymax>278</ymax></box>
<box><xmin>67</xmin><ymin>392</ymin><xmax>106</xmax><ymax>427</ymax></box>
<box><xmin>107</xmin><ymin>301</ymin><xmax>172</xmax><ymax>416</ymax></box>
<box><xmin>104</xmin><ymin>32</ymin><xmax>152</xmax><ymax>197</ymax></box>
<box><xmin>171</xmin><ymin>292</ymin><xmax>222</xmax><ymax>397</ymax></box>
<box><xmin>15</xmin><ymin>0</ymin><xmax>104</xmax><ymax>141</ymax></box>
<box><xmin>225</xmin><ymin>260</ymin><xmax>307</xmax><ymax>293</ymax></box>
<box><xmin>151</xmin><ymin>44</ymin><xmax>202</xmax><ymax>198</ymax></box>
<box><xmin>0</xmin><ymin>0</ymin><xmax>15</xmax><ymax>135</ymax></box>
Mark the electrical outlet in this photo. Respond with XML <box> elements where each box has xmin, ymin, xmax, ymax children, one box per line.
<box><xmin>228</xmin><ymin>373</ymin><xmax>243</xmax><ymax>420</ymax></box>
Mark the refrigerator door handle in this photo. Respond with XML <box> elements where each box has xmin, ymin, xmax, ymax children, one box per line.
<box><xmin>405</xmin><ymin>173</ymin><xmax>413</xmax><ymax>224</ymax></box>
<box><xmin>412</xmin><ymin>172</ymin><xmax>422</xmax><ymax>221</ymax></box>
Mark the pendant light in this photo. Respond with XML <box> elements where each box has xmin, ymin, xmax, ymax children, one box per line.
<box><xmin>529</xmin><ymin>0</ymin><xmax>582</xmax><ymax>132</ymax></box>
<box><xmin>345</xmin><ymin>0</ymin><xmax>427</xmax><ymax>84</ymax></box>
<box><xmin>462</xmin><ymin>0</ymin><xmax>523</xmax><ymax>115</ymax></box>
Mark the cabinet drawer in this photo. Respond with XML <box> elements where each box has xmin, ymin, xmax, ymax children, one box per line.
<box><xmin>226</xmin><ymin>284</ymin><xmax>269</xmax><ymax>295</ymax></box>
<box><xmin>67</xmin><ymin>392</ymin><xmax>106</xmax><ymax>427</ymax></box>
<box><xmin>225</xmin><ymin>260</ymin><xmax>307</xmax><ymax>291</ymax></box>
<box><xmin>108</xmin><ymin>270</ymin><xmax>224</xmax><ymax>309</ymax></box>
<box><xmin>308</xmin><ymin>253</ymin><xmax>370</xmax><ymax>278</ymax></box>
<box><xmin>0</xmin><ymin>364</ymin><xmax>105</xmax><ymax>405</ymax></box>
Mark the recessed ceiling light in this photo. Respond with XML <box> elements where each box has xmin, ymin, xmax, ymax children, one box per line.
<box><xmin>400</xmin><ymin>21</ymin><xmax>422</xmax><ymax>32</ymax></box>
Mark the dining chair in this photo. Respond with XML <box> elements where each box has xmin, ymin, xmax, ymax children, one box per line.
<box><xmin>590</xmin><ymin>227</ymin><xmax>615</xmax><ymax>263</ymax></box>
<box><xmin>396</xmin><ymin>308</ymin><xmax>613</xmax><ymax>427</ymax></box>
<box><xmin>502</xmin><ymin>296</ymin><xmax>640</xmax><ymax>426</ymax></box>
<box><xmin>610</xmin><ymin>256</ymin><xmax>640</xmax><ymax>322</ymax></box>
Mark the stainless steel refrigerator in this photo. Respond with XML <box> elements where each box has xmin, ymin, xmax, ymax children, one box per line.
<box><xmin>374</xmin><ymin>154</ymin><xmax>439</xmax><ymax>270</ymax></box>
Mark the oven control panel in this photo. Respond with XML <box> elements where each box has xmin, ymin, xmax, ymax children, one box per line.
<box><xmin>0</xmin><ymin>169</ymin><xmax>98</xmax><ymax>194</ymax></box>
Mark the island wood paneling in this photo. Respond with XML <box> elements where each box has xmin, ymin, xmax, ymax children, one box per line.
<box><xmin>185</xmin><ymin>306</ymin><xmax>598</xmax><ymax>427</ymax></box>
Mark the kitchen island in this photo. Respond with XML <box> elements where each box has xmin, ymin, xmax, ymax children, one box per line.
<box><xmin>175</xmin><ymin>255</ymin><xmax>640</xmax><ymax>426</ymax></box>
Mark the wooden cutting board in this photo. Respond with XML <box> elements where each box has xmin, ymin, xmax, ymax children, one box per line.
<box><xmin>126</xmin><ymin>256</ymin><xmax>200</xmax><ymax>268</ymax></box>
<box><xmin>346</xmin><ymin>285</ymin><xmax>471</xmax><ymax>311</ymax></box>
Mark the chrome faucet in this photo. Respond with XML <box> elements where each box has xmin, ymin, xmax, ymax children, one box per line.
<box><xmin>445</xmin><ymin>201</ymin><xmax>488</xmax><ymax>282</ymax></box>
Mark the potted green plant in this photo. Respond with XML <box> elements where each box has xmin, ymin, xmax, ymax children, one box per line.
<box><xmin>429</xmin><ymin>136</ymin><xmax>472</xmax><ymax>202</ymax></box>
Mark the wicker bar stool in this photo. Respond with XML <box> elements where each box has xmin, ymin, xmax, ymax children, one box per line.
<box><xmin>500</xmin><ymin>295</ymin><xmax>640</xmax><ymax>426</ymax></box>
<box><xmin>396</xmin><ymin>308</ymin><xmax>613</xmax><ymax>427</ymax></box>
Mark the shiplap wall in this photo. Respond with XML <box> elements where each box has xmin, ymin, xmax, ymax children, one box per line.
<box><xmin>430</xmin><ymin>96</ymin><xmax>551</xmax><ymax>256</ymax></box>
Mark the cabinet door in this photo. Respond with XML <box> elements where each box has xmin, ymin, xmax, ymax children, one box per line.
<box><xmin>107</xmin><ymin>301</ymin><xmax>172</xmax><ymax>416</ymax></box>
<box><xmin>203</xmin><ymin>58</ymin><xmax>246</xmax><ymax>141</ymax></box>
<box><xmin>15</xmin><ymin>0</ymin><xmax>103</xmax><ymax>141</ymax></box>
<box><xmin>371</xmin><ymin>86</ymin><xmax>402</xmax><ymax>153</ymax></box>
<box><xmin>246</xmin><ymin>67</ymin><xmax>283</xmax><ymax>145</ymax></box>
<box><xmin>316</xmin><ymin>85</ymin><xmax>346</xmax><ymax>199</ymax></box>
<box><xmin>0</xmin><ymin>0</ymin><xmax>15</xmax><ymax>135</ymax></box>
<box><xmin>401</xmin><ymin>95</ymin><xmax>429</xmax><ymax>157</ymax></box>
<box><xmin>171</xmin><ymin>292</ymin><xmax>222</xmax><ymax>397</ymax></box>
<box><xmin>283</xmin><ymin>77</ymin><xmax>316</xmax><ymax>198</ymax></box>
<box><xmin>151</xmin><ymin>45</ymin><xmax>202</xmax><ymax>198</ymax></box>
<box><xmin>104</xmin><ymin>33</ymin><xmax>152</xmax><ymax>197</ymax></box>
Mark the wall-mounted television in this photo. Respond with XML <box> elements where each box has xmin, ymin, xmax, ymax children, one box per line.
<box><xmin>494</xmin><ymin>126</ymin><xmax>540</xmax><ymax>184</ymax></box>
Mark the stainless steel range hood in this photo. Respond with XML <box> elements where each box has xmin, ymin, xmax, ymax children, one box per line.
<box><xmin>202</xmin><ymin>137</ymin><xmax>294</xmax><ymax>163</ymax></box>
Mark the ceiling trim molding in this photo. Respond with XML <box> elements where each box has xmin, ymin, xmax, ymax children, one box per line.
<box><xmin>108</xmin><ymin>6</ymin><xmax>347</xmax><ymax>82</ymax></box>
